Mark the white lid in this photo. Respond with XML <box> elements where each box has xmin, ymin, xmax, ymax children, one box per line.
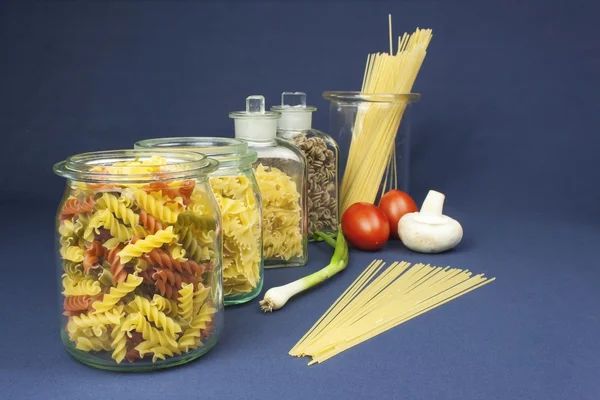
<box><xmin>271</xmin><ymin>92</ymin><xmax>317</xmax><ymax>131</ymax></box>
<box><xmin>229</xmin><ymin>95</ymin><xmax>280</xmax><ymax>141</ymax></box>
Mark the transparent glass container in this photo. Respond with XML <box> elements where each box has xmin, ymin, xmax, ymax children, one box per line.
<box><xmin>53</xmin><ymin>149</ymin><xmax>223</xmax><ymax>371</ymax></box>
<box><xmin>134</xmin><ymin>137</ymin><xmax>263</xmax><ymax>305</ymax></box>
<box><xmin>272</xmin><ymin>92</ymin><xmax>339</xmax><ymax>239</ymax></box>
<box><xmin>323</xmin><ymin>92</ymin><xmax>420</xmax><ymax>213</ymax></box>
<box><xmin>231</xmin><ymin>95</ymin><xmax>308</xmax><ymax>268</ymax></box>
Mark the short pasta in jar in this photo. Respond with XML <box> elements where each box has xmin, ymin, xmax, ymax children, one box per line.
<box><xmin>54</xmin><ymin>150</ymin><xmax>223</xmax><ymax>371</ymax></box>
<box><xmin>231</xmin><ymin>95</ymin><xmax>308</xmax><ymax>268</ymax></box>
<box><xmin>135</xmin><ymin>137</ymin><xmax>264</xmax><ymax>305</ymax></box>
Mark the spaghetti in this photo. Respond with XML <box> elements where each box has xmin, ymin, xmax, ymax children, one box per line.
<box><xmin>289</xmin><ymin>260</ymin><xmax>494</xmax><ymax>365</ymax></box>
<box><xmin>340</xmin><ymin>19</ymin><xmax>433</xmax><ymax>212</ymax></box>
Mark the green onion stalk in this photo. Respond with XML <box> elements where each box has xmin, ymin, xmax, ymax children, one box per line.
<box><xmin>259</xmin><ymin>229</ymin><xmax>349</xmax><ymax>312</ymax></box>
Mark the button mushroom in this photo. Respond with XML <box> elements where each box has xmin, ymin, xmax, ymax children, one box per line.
<box><xmin>398</xmin><ymin>190</ymin><xmax>463</xmax><ymax>253</ymax></box>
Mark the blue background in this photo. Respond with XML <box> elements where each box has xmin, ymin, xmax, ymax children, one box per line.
<box><xmin>1</xmin><ymin>1</ymin><xmax>599</xmax><ymax>399</ymax></box>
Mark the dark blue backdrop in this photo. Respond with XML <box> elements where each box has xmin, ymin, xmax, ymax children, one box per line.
<box><xmin>1</xmin><ymin>1</ymin><xmax>599</xmax><ymax>399</ymax></box>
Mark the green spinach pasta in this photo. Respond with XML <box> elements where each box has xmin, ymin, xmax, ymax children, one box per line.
<box><xmin>57</xmin><ymin>155</ymin><xmax>221</xmax><ymax>367</ymax></box>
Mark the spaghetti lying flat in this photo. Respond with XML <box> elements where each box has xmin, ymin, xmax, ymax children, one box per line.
<box><xmin>289</xmin><ymin>260</ymin><xmax>495</xmax><ymax>365</ymax></box>
<box><xmin>340</xmin><ymin>20</ymin><xmax>433</xmax><ymax>212</ymax></box>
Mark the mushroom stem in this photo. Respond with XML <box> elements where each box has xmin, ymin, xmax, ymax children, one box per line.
<box><xmin>420</xmin><ymin>190</ymin><xmax>445</xmax><ymax>216</ymax></box>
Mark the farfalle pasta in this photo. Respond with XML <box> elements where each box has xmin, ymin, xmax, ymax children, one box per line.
<box><xmin>55</xmin><ymin>152</ymin><xmax>222</xmax><ymax>369</ymax></box>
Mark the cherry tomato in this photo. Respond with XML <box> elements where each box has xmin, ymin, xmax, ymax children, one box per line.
<box><xmin>378</xmin><ymin>190</ymin><xmax>418</xmax><ymax>239</ymax></box>
<box><xmin>341</xmin><ymin>202</ymin><xmax>390</xmax><ymax>251</ymax></box>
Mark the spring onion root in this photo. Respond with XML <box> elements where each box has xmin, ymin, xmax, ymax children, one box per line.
<box><xmin>260</xmin><ymin>229</ymin><xmax>349</xmax><ymax>312</ymax></box>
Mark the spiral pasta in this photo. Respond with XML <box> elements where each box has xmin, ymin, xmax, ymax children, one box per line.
<box><xmin>121</xmin><ymin>312</ymin><xmax>178</xmax><ymax>349</ymax></box>
<box><xmin>110</xmin><ymin>321</ymin><xmax>128</xmax><ymax>363</ymax></box>
<box><xmin>67</xmin><ymin>307</ymin><xmax>123</xmax><ymax>334</ymax></box>
<box><xmin>133</xmin><ymin>189</ymin><xmax>180</xmax><ymax>223</ymax></box>
<box><xmin>64</xmin><ymin>295</ymin><xmax>94</xmax><ymax>312</ymax></box>
<box><xmin>179</xmin><ymin>303</ymin><xmax>216</xmax><ymax>352</ymax></box>
<box><xmin>128</xmin><ymin>296</ymin><xmax>182</xmax><ymax>337</ymax></box>
<box><xmin>60</xmin><ymin>245</ymin><xmax>84</xmax><ymax>263</ymax></box>
<box><xmin>151</xmin><ymin>294</ymin><xmax>178</xmax><ymax>318</ymax></box>
<box><xmin>83</xmin><ymin>240</ymin><xmax>104</xmax><ymax>273</ymax></box>
<box><xmin>76</xmin><ymin>336</ymin><xmax>113</xmax><ymax>352</ymax></box>
<box><xmin>62</xmin><ymin>277</ymin><xmax>102</xmax><ymax>296</ymax></box>
<box><xmin>117</xmin><ymin>227</ymin><xmax>177</xmax><ymax>264</ymax></box>
<box><xmin>92</xmin><ymin>274</ymin><xmax>143</xmax><ymax>313</ymax></box>
<box><xmin>139</xmin><ymin>209</ymin><xmax>163</xmax><ymax>234</ymax></box>
<box><xmin>60</xmin><ymin>195</ymin><xmax>96</xmax><ymax>218</ymax></box>
<box><xmin>96</xmin><ymin>193</ymin><xmax>140</xmax><ymax>227</ymax></box>
<box><xmin>177</xmin><ymin>283</ymin><xmax>194</xmax><ymax>322</ymax></box>
<box><xmin>59</xmin><ymin>158</ymin><xmax>220</xmax><ymax>365</ymax></box>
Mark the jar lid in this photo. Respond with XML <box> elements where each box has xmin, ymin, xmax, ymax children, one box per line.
<box><xmin>271</xmin><ymin>92</ymin><xmax>316</xmax><ymax>131</ymax></box>
<box><xmin>53</xmin><ymin>149</ymin><xmax>219</xmax><ymax>183</ymax></box>
<box><xmin>135</xmin><ymin>137</ymin><xmax>258</xmax><ymax>168</ymax></box>
<box><xmin>229</xmin><ymin>95</ymin><xmax>280</xmax><ymax>142</ymax></box>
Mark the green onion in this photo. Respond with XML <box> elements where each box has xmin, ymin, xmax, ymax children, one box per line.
<box><xmin>259</xmin><ymin>228</ymin><xmax>349</xmax><ymax>312</ymax></box>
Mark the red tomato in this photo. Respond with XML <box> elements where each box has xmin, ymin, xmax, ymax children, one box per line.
<box><xmin>341</xmin><ymin>202</ymin><xmax>390</xmax><ymax>251</ymax></box>
<box><xmin>378</xmin><ymin>190</ymin><xmax>418</xmax><ymax>239</ymax></box>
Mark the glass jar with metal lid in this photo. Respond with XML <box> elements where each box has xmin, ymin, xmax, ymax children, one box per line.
<box><xmin>135</xmin><ymin>138</ymin><xmax>263</xmax><ymax>305</ymax></box>
<box><xmin>53</xmin><ymin>149</ymin><xmax>223</xmax><ymax>370</ymax></box>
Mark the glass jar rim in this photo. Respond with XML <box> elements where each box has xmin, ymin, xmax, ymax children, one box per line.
<box><xmin>134</xmin><ymin>137</ymin><xmax>258</xmax><ymax>168</ymax></box>
<box><xmin>322</xmin><ymin>91</ymin><xmax>421</xmax><ymax>103</ymax></box>
<box><xmin>53</xmin><ymin>149</ymin><xmax>219</xmax><ymax>183</ymax></box>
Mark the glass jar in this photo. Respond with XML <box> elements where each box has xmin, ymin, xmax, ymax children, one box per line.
<box><xmin>53</xmin><ymin>149</ymin><xmax>223</xmax><ymax>371</ymax></box>
<box><xmin>231</xmin><ymin>95</ymin><xmax>308</xmax><ymax>268</ymax></box>
<box><xmin>323</xmin><ymin>92</ymin><xmax>420</xmax><ymax>213</ymax></box>
<box><xmin>272</xmin><ymin>92</ymin><xmax>339</xmax><ymax>238</ymax></box>
<box><xmin>134</xmin><ymin>138</ymin><xmax>263</xmax><ymax>305</ymax></box>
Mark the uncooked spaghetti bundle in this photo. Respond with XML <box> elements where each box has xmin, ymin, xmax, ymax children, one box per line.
<box><xmin>340</xmin><ymin>23</ymin><xmax>433</xmax><ymax>212</ymax></box>
<box><xmin>290</xmin><ymin>260</ymin><xmax>494</xmax><ymax>365</ymax></box>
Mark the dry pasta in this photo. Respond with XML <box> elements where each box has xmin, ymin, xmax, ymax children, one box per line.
<box><xmin>340</xmin><ymin>22</ymin><xmax>433</xmax><ymax>212</ymax></box>
<box><xmin>58</xmin><ymin>156</ymin><xmax>220</xmax><ymax>365</ymax></box>
<box><xmin>209</xmin><ymin>176</ymin><xmax>261</xmax><ymax>296</ymax></box>
<box><xmin>254</xmin><ymin>164</ymin><xmax>303</xmax><ymax>261</ymax></box>
<box><xmin>290</xmin><ymin>260</ymin><xmax>494</xmax><ymax>365</ymax></box>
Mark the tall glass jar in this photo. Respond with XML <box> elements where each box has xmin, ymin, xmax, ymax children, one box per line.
<box><xmin>135</xmin><ymin>138</ymin><xmax>263</xmax><ymax>305</ymax></box>
<box><xmin>323</xmin><ymin>92</ymin><xmax>420</xmax><ymax>213</ymax></box>
<box><xmin>231</xmin><ymin>95</ymin><xmax>308</xmax><ymax>268</ymax></box>
<box><xmin>272</xmin><ymin>92</ymin><xmax>339</xmax><ymax>238</ymax></box>
<box><xmin>53</xmin><ymin>149</ymin><xmax>223</xmax><ymax>371</ymax></box>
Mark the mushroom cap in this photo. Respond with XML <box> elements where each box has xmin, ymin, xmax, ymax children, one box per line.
<box><xmin>398</xmin><ymin>212</ymin><xmax>463</xmax><ymax>253</ymax></box>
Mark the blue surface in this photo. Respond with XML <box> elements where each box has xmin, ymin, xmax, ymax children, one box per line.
<box><xmin>1</xmin><ymin>1</ymin><xmax>600</xmax><ymax>399</ymax></box>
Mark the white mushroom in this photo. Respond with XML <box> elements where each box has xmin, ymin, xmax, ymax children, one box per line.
<box><xmin>398</xmin><ymin>190</ymin><xmax>463</xmax><ymax>253</ymax></box>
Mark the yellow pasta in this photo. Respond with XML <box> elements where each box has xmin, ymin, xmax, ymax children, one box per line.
<box><xmin>110</xmin><ymin>320</ymin><xmax>128</xmax><ymax>364</ymax></box>
<box><xmin>117</xmin><ymin>227</ymin><xmax>177</xmax><ymax>263</ymax></box>
<box><xmin>75</xmin><ymin>336</ymin><xmax>113</xmax><ymax>352</ymax></box>
<box><xmin>121</xmin><ymin>312</ymin><xmax>178</xmax><ymax>349</ymax></box>
<box><xmin>91</xmin><ymin>274</ymin><xmax>143</xmax><ymax>313</ymax></box>
<box><xmin>210</xmin><ymin>176</ymin><xmax>261</xmax><ymax>295</ymax></box>
<box><xmin>60</xmin><ymin>245</ymin><xmax>84</xmax><ymax>263</ymax></box>
<box><xmin>127</xmin><ymin>296</ymin><xmax>182</xmax><ymax>337</ymax></box>
<box><xmin>254</xmin><ymin>164</ymin><xmax>303</xmax><ymax>261</ymax></box>
<box><xmin>133</xmin><ymin>189</ymin><xmax>180</xmax><ymax>223</ymax></box>
<box><xmin>67</xmin><ymin>307</ymin><xmax>123</xmax><ymax>334</ymax></box>
<box><xmin>96</xmin><ymin>193</ymin><xmax>140</xmax><ymax>226</ymax></box>
<box><xmin>62</xmin><ymin>276</ymin><xmax>101</xmax><ymax>296</ymax></box>
<box><xmin>151</xmin><ymin>294</ymin><xmax>178</xmax><ymax>318</ymax></box>
<box><xmin>177</xmin><ymin>283</ymin><xmax>194</xmax><ymax>322</ymax></box>
<box><xmin>290</xmin><ymin>260</ymin><xmax>494</xmax><ymax>365</ymax></box>
<box><xmin>340</xmin><ymin>25</ymin><xmax>433</xmax><ymax>211</ymax></box>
